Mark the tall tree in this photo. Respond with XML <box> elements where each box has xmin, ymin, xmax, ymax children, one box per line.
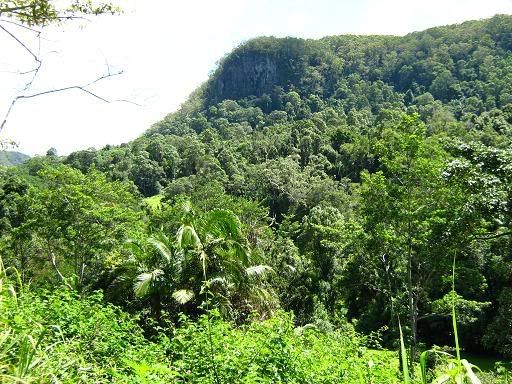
<box><xmin>357</xmin><ymin>114</ymin><xmax>453</xmax><ymax>365</ymax></box>
<box><xmin>12</xmin><ymin>164</ymin><xmax>142</xmax><ymax>288</ymax></box>
<box><xmin>175</xmin><ymin>200</ymin><xmax>275</xmax><ymax>320</ymax></box>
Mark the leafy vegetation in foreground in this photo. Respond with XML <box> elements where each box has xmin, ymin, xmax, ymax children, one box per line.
<box><xmin>0</xmin><ymin>276</ymin><xmax>509</xmax><ymax>383</ymax></box>
<box><xmin>0</xmin><ymin>257</ymin><xmax>398</xmax><ymax>382</ymax></box>
<box><xmin>1</xmin><ymin>14</ymin><xmax>512</xmax><ymax>383</ymax></box>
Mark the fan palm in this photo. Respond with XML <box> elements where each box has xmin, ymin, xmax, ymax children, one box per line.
<box><xmin>112</xmin><ymin>201</ymin><xmax>275</xmax><ymax>321</ymax></box>
<box><xmin>113</xmin><ymin>231</ymin><xmax>191</xmax><ymax>321</ymax></box>
<box><xmin>175</xmin><ymin>201</ymin><xmax>275</xmax><ymax>319</ymax></box>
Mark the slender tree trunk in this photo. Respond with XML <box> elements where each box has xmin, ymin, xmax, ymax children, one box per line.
<box><xmin>406</xmin><ymin>158</ymin><xmax>417</xmax><ymax>375</ymax></box>
<box><xmin>407</xmin><ymin>235</ymin><xmax>417</xmax><ymax>370</ymax></box>
<box><xmin>151</xmin><ymin>293</ymin><xmax>162</xmax><ymax>323</ymax></box>
<box><xmin>47</xmin><ymin>241</ymin><xmax>64</xmax><ymax>282</ymax></box>
<box><xmin>406</xmin><ymin>158</ymin><xmax>417</xmax><ymax>372</ymax></box>
<box><xmin>17</xmin><ymin>243</ymin><xmax>26</xmax><ymax>282</ymax></box>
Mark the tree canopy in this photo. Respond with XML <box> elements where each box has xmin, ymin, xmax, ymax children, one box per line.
<box><xmin>1</xmin><ymin>13</ymin><xmax>512</xmax><ymax>382</ymax></box>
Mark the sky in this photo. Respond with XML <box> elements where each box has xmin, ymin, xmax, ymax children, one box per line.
<box><xmin>1</xmin><ymin>0</ymin><xmax>512</xmax><ymax>156</ymax></box>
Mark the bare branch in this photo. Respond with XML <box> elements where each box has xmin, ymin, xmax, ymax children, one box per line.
<box><xmin>0</xmin><ymin>70</ymin><xmax>141</xmax><ymax>133</ymax></box>
<box><xmin>0</xmin><ymin>24</ymin><xmax>39</xmax><ymax>61</ymax></box>
<box><xmin>0</xmin><ymin>17</ymin><xmax>42</xmax><ymax>33</ymax></box>
<box><xmin>0</xmin><ymin>22</ymin><xmax>42</xmax><ymax>89</ymax></box>
<box><xmin>55</xmin><ymin>15</ymin><xmax>91</xmax><ymax>22</ymax></box>
<box><xmin>0</xmin><ymin>99</ymin><xmax>18</xmax><ymax>133</ymax></box>
<box><xmin>111</xmin><ymin>98</ymin><xmax>142</xmax><ymax>107</ymax></box>
<box><xmin>0</xmin><ymin>2</ymin><xmax>130</xmax><ymax>140</ymax></box>
<box><xmin>0</xmin><ymin>9</ymin><xmax>134</xmax><ymax>134</ymax></box>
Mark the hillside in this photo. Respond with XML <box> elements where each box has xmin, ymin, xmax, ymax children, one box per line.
<box><xmin>57</xmin><ymin>14</ymin><xmax>512</xmax><ymax>350</ymax></box>
<box><xmin>1</xmin><ymin>14</ymin><xmax>512</xmax><ymax>382</ymax></box>
<box><xmin>0</xmin><ymin>151</ymin><xmax>30</xmax><ymax>166</ymax></box>
<box><xmin>75</xmin><ymin>14</ymin><xmax>512</xmax><ymax>198</ymax></box>
<box><xmin>204</xmin><ymin>16</ymin><xmax>512</xmax><ymax>107</ymax></box>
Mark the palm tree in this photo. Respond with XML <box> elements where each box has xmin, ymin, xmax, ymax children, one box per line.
<box><xmin>112</xmin><ymin>231</ymin><xmax>192</xmax><ymax>322</ymax></box>
<box><xmin>111</xmin><ymin>201</ymin><xmax>275</xmax><ymax>321</ymax></box>
<box><xmin>175</xmin><ymin>201</ymin><xmax>275</xmax><ymax>320</ymax></box>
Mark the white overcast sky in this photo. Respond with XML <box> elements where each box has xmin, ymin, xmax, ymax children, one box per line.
<box><xmin>1</xmin><ymin>0</ymin><xmax>512</xmax><ymax>156</ymax></box>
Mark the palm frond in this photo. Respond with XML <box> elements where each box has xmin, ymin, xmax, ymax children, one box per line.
<box><xmin>172</xmin><ymin>289</ymin><xmax>195</xmax><ymax>304</ymax></box>
<box><xmin>245</xmin><ymin>265</ymin><xmax>273</xmax><ymax>277</ymax></box>
<box><xmin>242</xmin><ymin>286</ymin><xmax>277</xmax><ymax>317</ymax></box>
<box><xmin>176</xmin><ymin>225</ymin><xmax>202</xmax><ymax>249</ymax></box>
<box><xmin>461</xmin><ymin>359</ymin><xmax>482</xmax><ymax>384</ymax></box>
<box><xmin>199</xmin><ymin>250</ymin><xmax>208</xmax><ymax>279</ymax></box>
<box><xmin>231</xmin><ymin>242</ymin><xmax>251</xmax><ymax>266</ymax></box>
<box><xmin>217</xmin><ymin>254</ymin><xmax>246</xmax><ymax>282</ymax></box>
<box><xmin>133</xmin><ymin>269</ymin><xmax>164</xmax><ymax>298</ymax></box>
<box><xmin>181</xmin><ymin>200</ymin><xmax>193</xmax><ymax>215</ymax></box>
<box><xmin>204</xmin><ymin>209</ymin><xmax>243</xmax><ymax>239</ymax></box>
<box><xmin>123</xmin><ymin>239</ymin><xmax>145</xmax><ymax>256</ymax></box>
<box><xmin>148</xmin><ymin>233</ymin><xmax>173</xmax><ymax>263</ymax></box>
<box><xmin>209</xmin><ymin>276</ymin><xmax>230</xmax><ymax>287</ymax></box>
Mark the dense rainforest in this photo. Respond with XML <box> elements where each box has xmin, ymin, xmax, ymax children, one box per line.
<box><xmin>1</xmin><ymin>14</ymin><xmax>512</xmax><ymax>383</ymax></box>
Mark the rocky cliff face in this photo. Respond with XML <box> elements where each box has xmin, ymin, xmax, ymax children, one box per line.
<box><xmin>211</xmin><ymin>52</ymin><xmax>280</xmax><ymax>102</ymax></box>
<box><xmin>206</xmin><ymin>37</ymin><xmax>314</xmax><ymax>104</ymax></box>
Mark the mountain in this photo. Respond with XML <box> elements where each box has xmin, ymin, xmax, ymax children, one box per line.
<box><xmin>83</xmin><ymin>14</ymin><xmax>505</xmax><ymax>194</ymax></box>
<box><xmin>57</xmin><ymin>15</ymin><xmax>512</xmax><ymax>196</ymax></box>
<box><xmin>0</xmin><ymin>151</ymin><xmax>30</xmax><ymax>166</ymax></box>
<box><xmin>203</xmin><ymin>14</ymin><xmax>512</xmax><ymax>108</ymax></box>
<box><xmin>12</xmin><ymin>14</ymin><xmax>512</xmax><ymax>358</ymax></box>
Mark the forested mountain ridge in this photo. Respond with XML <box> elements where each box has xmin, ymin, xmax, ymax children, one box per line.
<box><xmin>1</xmin><ymin>14</ymin><xmax>512</xmax><ymax>382</ymax></box>
<box><xmin>54</xmin><ymin>14</ymin><xmax>512</xmax><ymax>352</ymax></box>
<box><xmin>204</xmin><ymin>14</ymin><xmax>512</xmax><ymax>107</ymax></box>
<box><xmin>127</xmin><ymin>14</ymin><xmax>512</xmax><ymax>197</ymax></box>
<box><xmin>0</xmin><ymin>151</ymin><xmax>29</xmax><ymax>166</ymax></box>
<box><xmin>55</xmin><ymin>15</ymin><xmax>512</xmax><ymax>197</ymax></box>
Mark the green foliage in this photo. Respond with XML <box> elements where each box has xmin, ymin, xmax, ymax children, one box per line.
<box><xmin>483</xmin><ymin>288</ymin><xmax>512</xmax><ymax>358</ymax></box>
<box><xmin>170</xmin><ymin>311</ymin><xmax>399</xmax><ymax>384</ymax></box>
<box><xmin>2</xmin><ymin>14</ymin><xmax>512</xmax><ymax>382</ymax></box>
<box><xmin>1</xmin><ymin>164</ymin><xmax>143</xmax><ymax>288</ymax></box>
<box><xmin>399</xmin><ymin>321</ymin><xmax>411</xmax><ymax>384</ymax></box>
<box><xmin>416</xmin><ymin>261</ymin><xmax>485</xmax><ymax>384</ymax></box>
<box><xmin>0</xmin><ymin>259</ymin><xmax>174</xmax><ymax>382</ymax></box>
<box><xmin>0</xmin><ymin>0</ymin><xmax>119</xmax><ymax>26</ymax></box>
<box><xmin>110</xmin><ymin>199</ymin><xmax>276</xmax><ymax>323</ymax></box>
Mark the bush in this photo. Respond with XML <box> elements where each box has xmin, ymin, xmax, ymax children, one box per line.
<box><xmin>484</xmin><ymin>288</ymin><xmax>512</xmax><ymax>359</ymax></box>
<box><xmin>0</xmin><ymin>284</ymin><xmax>174</xmax><ymax>383</ymax></box>
<box><xmin>170</xmin><ymin>310</ymin><xmax>399</xmax><ymax>383</ymax></box>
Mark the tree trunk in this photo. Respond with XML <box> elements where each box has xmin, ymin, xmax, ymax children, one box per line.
<box><xmin>407</xmin><ymin>227</ymin><xmax>417</xmax><ymax>372</ymax></box>
<box><xmin>151</xmin><ymin>293</ymin><xmax>162</xmax><ymax>323</ymax></box>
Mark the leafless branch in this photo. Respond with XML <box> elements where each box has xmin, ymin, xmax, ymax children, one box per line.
<box><xmin>55</xmin><ymin>15</ymin><xmax>91</xmax><ymax>22</ymax></box>
<box><xmin>0</xmin><ymin>13</ymin><xmax>136</xmax><ymax>135</ymax></box>
<box><xmin>0</xmin><ymin>21</ymin><xmax>42</xmax><ymax>89</ymax></box>
<box><xmin>0</xmin><ymin>17</ymin><xmax>42</xmax><ymax>33</ymax></box>
<box><xmin>0</xmin><ymin>70</ymin><xmax>142</xmax><ymax>133</ymax></box>
<box><xmin>0</xmin><ymin>24</ymin><xmax>39</xmax><ymax>61</ymax></box>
